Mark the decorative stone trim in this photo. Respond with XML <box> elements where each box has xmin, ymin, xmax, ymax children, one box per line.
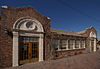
<box><xmin>12</xmin><ymin>17</ymin><xmax>44</xmax><ymax>66</ymax></box>
<box><xmin>13</xmin><ymin>32</ymin><xmax>19</xmax><ymax>66</ymax></box>
<box><xmin>73</xmin><ymin>40</ymin><xmax>75</xmax><ymax>49</ymax></box>
<box><xmin>66</xmin><ymin>40</ymin><xmax>69</xmax><ymax>50</ymax></box>
<box><xmin>94</xmin><ymin>38</ymin><xmax>97</xmax><ymax>51</ymax></box>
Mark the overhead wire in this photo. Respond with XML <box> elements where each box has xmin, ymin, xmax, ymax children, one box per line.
<box><xmin>56</xmin><ymin>0</ymin><xmax>100</xmax><ymax>23</ymax></box>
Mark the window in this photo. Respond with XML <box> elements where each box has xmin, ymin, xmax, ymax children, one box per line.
<box><xmin>21</xmin><ymin>43</ymin><xmax>28</xmax><ymax>60</ymax></box>
<box><xmin>91</xmin><ymin>40</ymin><xmax>94</xmax><ymax>46</ymax></box>
<box><xmin>76</xmin><ymin>40</ymin><xmax>80</xmax><ymax>48</ymax></box>
<box><xmin>51</xmin><ymin>39</ymin><xmax>58</xmax><ymax>50</ymax></box>
<box><xmin>81</xmin><ymin>40</ymin><xmax>85</xmax><ymax>48</ymax></box>
<box><xmin>22</xmin><ymin>37</ymin><xmax>39</xmax><ymax>42</ymax></box>
<box><xmin>69</xmin><ymin>40</ymin><xmax>74</xmax><ymax>49</ymax></box>
<box><xmin>60</xmin><ymin>40</ymin><xmax>67</xmax><ymax>49</ymax></box>
<box><xmin>91</xmin><ymin>40</ymin><xmax>94</xmax><ymax>51</ymax></box>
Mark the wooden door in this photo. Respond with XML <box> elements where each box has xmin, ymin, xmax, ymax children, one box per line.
<box><xmin>19</xmin><ymin>37</ymin><xmax>39</xmax><ymax>65</ymax></box>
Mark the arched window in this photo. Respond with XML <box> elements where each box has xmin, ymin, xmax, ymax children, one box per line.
<box><xmin>89</xmin><ymin>31</ymin><xmax>96</xmax><ymax>38</ymax></box>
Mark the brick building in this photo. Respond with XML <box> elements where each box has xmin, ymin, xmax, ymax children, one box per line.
<box><xmin>0</xmin><ymin>6</ymin><xmax>97</xmax><ymax>68</ymax></box>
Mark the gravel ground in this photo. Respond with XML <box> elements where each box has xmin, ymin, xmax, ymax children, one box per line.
<box><xmin>5</xmin><ymin>50</ymin><xmax>100</xmax><ymax>69</ymax></box>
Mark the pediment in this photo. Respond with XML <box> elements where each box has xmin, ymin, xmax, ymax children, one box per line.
<box><xmin>13</xmin><ymin>17</ymin><xmax>44</xmax><ymax>32</ymax></box>
<box><xmin>90</xmin><ymin>31</ymin><xmax>96</xmax><ymax>38</ymax></box>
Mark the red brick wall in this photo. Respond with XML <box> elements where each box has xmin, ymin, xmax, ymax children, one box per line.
<box><xmin>0</xmin><ymin>22</ymin><xmax>13</xmax><ymax>68</ymax></box>
<box><xmin>0</xmin><ymin>6</ymin><xmax>51</xmax><ymax>68</ymax></box>
<box><xmin>55</xmin><ymin>49</ymin><xmax>86</xmax><ymax>59</ymax></box>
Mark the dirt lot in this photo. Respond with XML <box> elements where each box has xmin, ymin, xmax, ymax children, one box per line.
<box><xmin>5</xmin><ymin>50</ymin><xmax>100</xmax><ymax>69</ymax></box>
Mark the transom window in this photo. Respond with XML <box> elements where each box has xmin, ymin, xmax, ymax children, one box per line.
<box><xmin>91</xmin><ymin>40</ymin><xmax>94</xmax><ymax>51</ymax></box>
<box><xmin>21</xmin><ymin>37</ymin><xmax>39</xmax><ymax>42</ymax></box>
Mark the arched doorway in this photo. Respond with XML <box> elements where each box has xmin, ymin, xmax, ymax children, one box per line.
<box><xmin>13</xmin><ymin>17</ymin><xmax>44</xmax><ymax>66</ymax></box>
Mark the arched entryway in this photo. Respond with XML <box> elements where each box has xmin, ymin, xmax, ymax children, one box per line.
<box><xmin>89</xmin><ymin>31</ymin><xmax>97</xmax><ymax>52</ymax></box>
<box><xmin>13</xmin><ymin>17</ymin><xmax>44</xmax><ymax>66</ymax></box>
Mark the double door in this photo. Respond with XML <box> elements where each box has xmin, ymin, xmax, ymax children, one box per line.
<box><xmin>19</xmin><ymin>37</ymin><xmax>39</xmax><ymax>65</ymax></box>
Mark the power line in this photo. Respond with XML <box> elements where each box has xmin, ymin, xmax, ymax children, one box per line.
<box><xmin>56</xmin><ymin>0</ymin><xmax>100</xmax><ymax>23</ymax></box>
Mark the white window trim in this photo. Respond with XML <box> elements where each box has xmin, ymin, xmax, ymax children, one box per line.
<box><xmin>66</xmin><ymin>40</ymin><xmax>69</xmax><ymax>50</ymax></box>
<box><xmin>76</xmin><ymin>40</ymin><xmax>80</xmax><ymax>49</ymax></box>
<box><xmin>73</xmin><ymin>40</ymin><xmax>75</xmax><ymax>49</ymax></box>
<box><xmin>83</xmin><ymin>41</ymin><xmax>86</xmax><ymax>48</ymax></box>
<box><xmin>56</xmin><ymin>39</ymin><xmax>86</xmax><ymax>51</ymax></box>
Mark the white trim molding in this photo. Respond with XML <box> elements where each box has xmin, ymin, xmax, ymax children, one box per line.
<box><xmin>90</xmin><ymin>31</ymin><xmax>96</xmax><ymax>38</ymax></box>
<box><xmin>73</xmin><ymin>40</ymin><xmax>75</xmax><ymax>49</ymax></box>
<box><xmin>13</xmin><ymin>32</ymin><xmax>19</xmax><ymax>66</ymax></box>
<box><xmin>66</xmin><ymin>40</ymin><xmax>69</xmax><ymax>50</ymax></box>
<box><xmin>13</xmin><ymin>17</ymin><xmax>44</xmax><ymax>32</ymax></box>
<box><xmin>94</xmin><ymin>38</ymin><xmax>97</xmax><ymax>52</ymax></box>
<box><xmin>12</xmin><ymin>17</ymin><xmax>44</xmax><ymax>66</ymax></box>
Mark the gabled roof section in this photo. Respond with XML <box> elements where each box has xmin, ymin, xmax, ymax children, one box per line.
<box><xmin>97</xmin><ymin>38</ymin><xmax>100</xmax><ymax>41</ymax></box>
<box><xmin>77</xmin><ymin>29</ymin><xmax>87</xmax><ymax>35</ymax></box>
<box><xmin>50</xmin><ymin>26</ymin><xmax>97</xmax><ymax>37</ymax></box>
<box><xmin>77</xmin><ymin>26</ymin><xmax>97</xmax><ymax>37</ymax></box>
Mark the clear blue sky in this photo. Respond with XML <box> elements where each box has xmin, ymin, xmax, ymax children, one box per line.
<box><xmin>1</xmin><ymin>0</ymin><xmax>100</xmax><ymax>38</ymax></box>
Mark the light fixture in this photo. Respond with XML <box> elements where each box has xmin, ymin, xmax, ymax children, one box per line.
<box><xmin>4</xmin><ymin>27</ymin><xmax>13</xmax><ymax>38</ymax></box>
<box><xmin>4</xmin><ymin>27</ymin><xmax>9</xmax><ymax>34</ymax></box>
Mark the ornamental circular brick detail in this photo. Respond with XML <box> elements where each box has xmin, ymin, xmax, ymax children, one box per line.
<box><xmin>26</xmin><ymin>21</ymin><xmax>36</xmax><ymax>30</ymax></box>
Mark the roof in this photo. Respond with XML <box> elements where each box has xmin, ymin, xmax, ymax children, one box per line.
<box><xmin>50</xmin><ymin>26</ymin><xmax>96</xmax><ymax>37</ymax></box>
<box><xmin>77</xmin><ymin>29</ymin><xmax>87</xmax><ymax>34</ymax></box>
<box><xmin>98</xmin><ymin>38</ymin><xmax>100</xmax><ymax>41</ymax></box>
<box><xmin>50</xmin><ymin>28</ymin><xmax>85</xmax><ymax>37</ymax></box>
<box><xmin>6</xmin><ymin>50</ymin><xmax>100</xmax><ymax>69</ymax></box>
